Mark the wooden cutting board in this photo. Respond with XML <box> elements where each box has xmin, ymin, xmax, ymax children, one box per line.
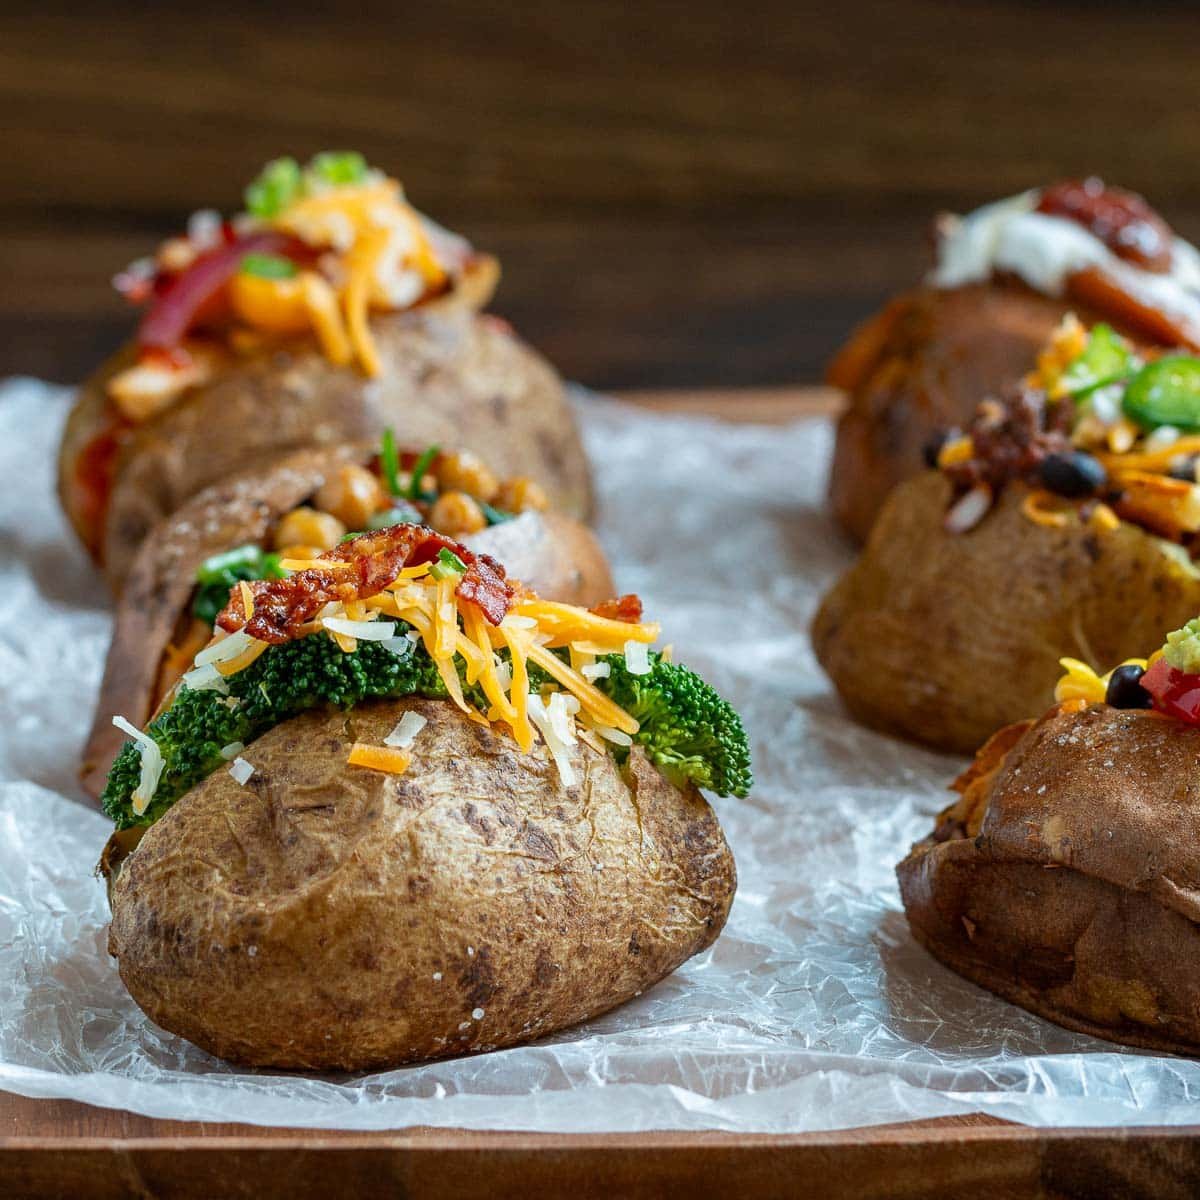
<box><xmin>4</xmin><ymin>388</ymin><xmax>1198</xmax><ymax>1199</ymax></box>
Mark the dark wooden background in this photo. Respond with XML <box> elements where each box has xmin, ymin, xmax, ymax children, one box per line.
<box><xmin>5</xmin><ymin>0</ymin><xmax>1200</xmax><ymax>390</ymax></box>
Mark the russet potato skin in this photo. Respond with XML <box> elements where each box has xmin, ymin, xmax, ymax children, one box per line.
<box><xmin>106</xmin><ymin>699</ymin><xmax>736</xmax><ymax>1070</ymax></box>
<box><xmin>59</xmin><ymin>259</ymin><xmax>594</xmax><ymax>587</ymax></box>
<box><xmin>79</xmin><ymin>444</ymin><xmax>614</xmax><ymax>801</ymax></box>
<box><xmin>899</xmin><ymin>706</ymin><xmax>1200</xmax><ymax>1054</ymax></box>
<box><xmin>828</xmin><ymin>280</ymin><xmax>1140</xmax><ymax>543</ymax></box>
<box><xmin>812</xmin><ymin>471</ymin><xmax>1200</xmax><ymax>755</ymax></box>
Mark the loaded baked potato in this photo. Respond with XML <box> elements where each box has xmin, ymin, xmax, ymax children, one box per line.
<box><xmin>830</xmin><ymin>179</ymin><xmax>1200</xmax><ymax>542</ymax></box>
<box><xmin>99</xmin><ymin>524</ymin><xmax>750</xmax><ymax>1069</ymax></box>
<box><xmin>81</xmin><ymin>433</ymin><xmax>613</xmax><ymax>798</ymax></box>
<box><xmin>59</xmin><ymin>152</ymin><xmax>592</xmax><ymax>585</ymax></box>
<box><xmin>815</xmin><ymin>320</ymin><xmax>1200</xmax><ymax>754</ymax></box>
<box><xmin>898</xmin><ymin>630</ymin><xmax>1200</xmax><ymax>1054</ymax></box>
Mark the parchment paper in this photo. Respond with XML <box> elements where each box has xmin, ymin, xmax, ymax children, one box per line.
<box><xmin>3</xmin><ymin>376</ymin><xmax>1200</xmax><ymax>1131</ymax></box>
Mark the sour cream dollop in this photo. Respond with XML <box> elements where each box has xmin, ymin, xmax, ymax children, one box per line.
<box><xmin>930</xmin><ymin>189</ymin><xmax>1200</xmax><ymax>343</ymax></box>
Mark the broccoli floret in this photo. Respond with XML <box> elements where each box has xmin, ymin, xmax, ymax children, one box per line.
<box><xmin>595</xmin><ymin>652</ymin><xmax>752</xmax><ymax>799</ymax></box>
<box><xmin>102</xmin><ymin>633</ymin><xmax>447</xmax><ymax>829</ymax></box>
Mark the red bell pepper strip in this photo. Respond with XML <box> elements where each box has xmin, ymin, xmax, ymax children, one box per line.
<box><xmin>1140</xmin><ymin>657</ymin><xmax>1200</xmax><ymax>724</ymax></box>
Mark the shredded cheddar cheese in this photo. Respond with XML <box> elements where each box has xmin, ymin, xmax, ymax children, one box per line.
<box><xmin>347</xmin><ymin>743</ymin><xmax>412</xmax><ymax>774</ymax></box>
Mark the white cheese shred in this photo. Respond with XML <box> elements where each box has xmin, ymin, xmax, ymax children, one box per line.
<box><xmin>228</xmin><ymin>757</ymin><xmax>256</xmax><ymax>786</ymax></box>
<box><xmin>321</xmin><ymin>616</ymin><xmax>398</xmax><ymax>641</ymax></box>
<box><xmin>112</xmin><ymin>715</ymin><xmax>164</xmax><ymax>816</ymax></box>
<box><xmin>623</xmin><ymin>639</ymin><xmax>652</xmax><ymax>676</ymax></box>
<box><xmin>384</xmin><ymin>711</ymin><xmax>427</xmax><ymax>749</ymax></box>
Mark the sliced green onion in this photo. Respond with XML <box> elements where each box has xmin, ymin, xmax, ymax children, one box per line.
<box><xmin>1122</xmin><ymin>356</ymin><xmax>1200</xmax><ymax>431</ymax></box>
<box><xmin>240</xmin><ymin>253</ymin><xmax>298</xmax><ymax>280</ymax></box>
<box><xmin>244</xmin><ymin>157</ymin><xmax>303</xmax><ymax>219</ymax></box>
<box><xmin>380</xmin><ymin>427</ymin><xmax>402</xmax><ymax>497</ymax></box>
<box><xmin>1059</xmin><ymin>323</ymin><xmax>1137</xmax><ymax>398</ymax></box>
<box><xmin>430</xmin><ymin>548</ymin><xmax>467</xmax><ymax>581</ymax></box>
<box><xmin>407</xmin><ymin>444</ymin><xmax>440</xmax><ymax>501</ymax></box>
<box><xmin>308</xmin><ymin>150</ymin><xmax>368</xmax><ymax>187</ymax></box>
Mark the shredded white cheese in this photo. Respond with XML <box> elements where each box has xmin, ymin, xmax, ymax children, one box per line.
<box><xmin>381</xmin><ymin>635</ymin><xmax>415</xmax><ymax>658</ymax></box>
<box><xmin>195</xmin><ymin>630</ymin><xmax>259</xmax><ymax>668</ymax></box>
<box><xmin>220</xmin><ymin>742</ymin><xmax>245</xmax><ymax>760</ymax></box>
<box><xmin>581</xmin><ymin>661</ymin><xmax>610</xmax><ymax>681</ymax></box>
<box><xmin>322</xmin><ymin>616</ymin><xmax>398</xmax><ymax>640</ymax></box>
<box><xmin>527</xmin><ymin>693</ymin><xmax>579</xmax><ymax>787</ymax></box>
<box><xmin>228</xmin><ymin>757</ymin><xmax>256</xmax><ymax>786</ymax></box>
<box><xmin>384</xmin><ymin>711</ymin><xmax>427</xmax><ymax>748</ymax></box>
<box><xmin>181</xmin><ymin>662</ymin><xmax>230</xmax><ymax>694</ymax></box>
<box><xmin>589</xmin><ymin>722</ymin><xmax>633</xmax><ymax>747</ymax></box>
<box><xmin>623</xmin><ymin>639</ymin><xmax>652</xmax><ymax>676</ymax></box>
<box><xmin>112</xmin><ymin>715</ymin><xmax>164</xmax><ymax>816</ymax></box>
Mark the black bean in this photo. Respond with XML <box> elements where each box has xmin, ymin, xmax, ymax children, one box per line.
<box><xmin>1105</xmin><ymin>663</ymin><xmax>1153</xmax><ymax>710</ymax></box>
<box><xmin>1038</xmin><ymin>451</ymin><xmax>1107</xmax><ymax>499</ymax></box>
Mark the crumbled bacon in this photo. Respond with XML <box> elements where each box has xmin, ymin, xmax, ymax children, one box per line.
<box><xmin>1037</xmin><ymin>179</ymin><xmax>1173</xmax><ymax>272</ymax></box>
<box><xmin>215</xmin><ymin>525</ymin><xmax>513</xmax><ymax>642</ymax></box>
<box><xmin>590</xmin><ymin>594</ymin><xmax>644</xmax><ymax>623</ymax></box>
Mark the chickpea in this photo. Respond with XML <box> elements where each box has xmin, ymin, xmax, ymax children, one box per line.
<box><xmin>273</xmin><ymin>506</ymin><xmax>346</xmax><ymax>553</ymax></box>
<box><xmin>495</xmin><ymin>476</ymin><xmax>548</xmax><ymax>513</ymax></box>
<box><xmin>436</xmin><ymin>450</ymin><xmax>500</xmax><ymax>502</ymax></box>
<box><xmin>428</xmin><ymin>491</ymin><xmax>487</xmax><ymax>536</ymax></box>
<box><xmin>314</xmin><ymin>464</ymin><xmax>387</xmax><ymax>530</ymax></box>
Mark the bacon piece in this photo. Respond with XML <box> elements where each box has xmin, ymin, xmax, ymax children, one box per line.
<box><xmin>590</xmin><ymin>594</ymin><xmax>644</xmax><ymax>623</ymax></box>
<box><xmin>1037</xmin><ymin>179</ymin><xmax>1173</xmax><ymax>272</ymax></box>
<box><xmin>215</xmin><ymin>525</ymin><xmax>513</xmax><ymax>642</ymax></box>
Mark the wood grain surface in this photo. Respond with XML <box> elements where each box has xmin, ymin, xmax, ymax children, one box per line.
<box><xmin>5</xmin><ymin>0</ymin><xmax>1200</xmax><ymax>389</ymax></box>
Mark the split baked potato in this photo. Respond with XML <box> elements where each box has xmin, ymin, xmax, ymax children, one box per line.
<box><xmin>816</xmin><ymin>319</ymin><xmax>1200</xmax><ymax>754</ymax></box>
<box><xmin>81</xmin><ymin>440</ymin><xmax>613</xmax><ymax>799</ymax></box>
<box><xmin>97</xmin><ymin>524</ymin><xmax>751</xmax><ymax>1069</ymax></box>
<box><xmin>108</xmin><ymin>698</ymin><xmax>735</xmax><ymax>1070</ymax></box>
<box><xmin>813</xmin><ymin>471</ymin><xmax>1200</xmax><ymax>755</ymax></box>
<box><xmin>58</xmin><ymin>152</ymin><xmax>593</xmax><ymax>586</ymax></box>
<box><xmin>899</xmin><ymin>701</ymin><xmax>1200</xmax><ymax>1054</ymax></box>
<box><xmin>829</xmin><ymin>180</ymin><xmax>1200</xmax><ymax>542</ymax></box>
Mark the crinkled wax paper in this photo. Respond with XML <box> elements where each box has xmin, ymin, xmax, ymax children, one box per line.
<box><xmin>3</xmin><ymin>375</ymin><xmax>1200</xmax><ymax>1132</ymax></box>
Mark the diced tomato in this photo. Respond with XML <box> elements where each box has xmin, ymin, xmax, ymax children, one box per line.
<box><xmin>1140</xmin><ymin>657</ymin><xmax>1200</xmax><ymax>724</ymax></box>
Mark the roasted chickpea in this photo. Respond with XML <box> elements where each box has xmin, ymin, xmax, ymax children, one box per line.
<box><xmin>495</xmin><ymin>477</ymin><xmax>548</xmax><ymax>513</ymax></box>
<box><xmin>273</xmin><ymin>506</ymin><xmax>346</xmax><ymax>553</ymax></box>
<box><xmin>314</xmin><ymin>464</ymin><xmax>387</xmax><ymax>530</ymax></box>
<box><xmin>428</xmin><ymin>491</ymin><xmax>487</xmax><ymax>535</ymax></box>
<box><xmin>436</xmin><ymin>450</ymin><xmax>500</xmax><ymax>503</ymax></box>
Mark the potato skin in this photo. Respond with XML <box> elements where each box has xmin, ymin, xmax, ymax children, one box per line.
<box><xmin>60</xmin><ymin>263</ymin><xmax>593</xmax><ymax>586</ymax></box>
<box><xmin>899</xmin><ymin>705</ymin><xmax>1200</xmax><ymax>1054</ymax></box>
<box><xmin>106</xmin><ymin>700</ymin><xmax>736</xmax><ymax>1070</ymax></box>
<box><xmin>828</xmin><ymin>280</ymin><xmax>1141</xmax><ymax>543</ymax></box>
<box><xmin>80</xmin><ymin>444</ymin><xmax>613</xmax><ymax>800</ymax></box>
<box><xmin>812</xmin><ymin>471</ymin><xmax>1200</xmax><ymax>754</ymax></box>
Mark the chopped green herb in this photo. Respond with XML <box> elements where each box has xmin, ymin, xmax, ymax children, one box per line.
<box><xmin>307</xmin><ymin>150</ymin><xmax>368</xmax><ymax>188</ymax></box>
<box><xmin>479</xmin><ymin>501</ymin><xmax>515</xmax><ymax>526</ymax></box>
<box><xmin>380</xmin><ymin>427</ymin><xmax>402</xmax><ymax>496</ymax></box>
<box><xmin>407</xmin><ymin>444</ymin><xmax>440</xmax><ymax>501</ymax></box>
<box><xmin>240</xmin><ymin>252</ymin><xmax>298</xmax><ymax>280</ymax></box>
<box><xmin>244</xmin><ymin>157</ymin><xmax>303</xmax><ymax>219</ymax></box>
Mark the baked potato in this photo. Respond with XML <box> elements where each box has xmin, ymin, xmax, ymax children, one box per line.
<box><xmin>813</xmin><ymin>472</ymin><xmax>1200</xmax><ymax>755</ymax></box>
<box><xmin>815</xmin><ymin>321</ymin><xmax>1200</xmax><ymax>754</ymax></box>
<box><xmin>829</xmin><ymin>180</ymin><xmax>1200</xmax><ymax>542</ymax></box>
<box><xmin>81</xmin><ymin>438</ymin><xmax>614</xmax><ymax>799</ymax></box>
<box><xmin>898</xmin><ymin>699</ymin><xmax>1200</xmax><ymax>1054</ymax></box>
<box><xmin>97</xmin><ymin>524</ymin><xmax>751</xmax><ymax>1069</ymax></box>
<box><xmin>58</xmin><ymin>152</ymin><xmax>593</xmax><ymax>585</ymax></box>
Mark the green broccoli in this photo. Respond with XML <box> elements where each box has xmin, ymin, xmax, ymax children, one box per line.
<box><xmin>102</xmin><ymin>637</ymin><xmax>752</xmax><ymax>830</ymax></box>
<box><xmin>102</xmin><ymin>632</ymin><xmax>448</xmax><ymax>829</ymax></box>
<box><xmin>594</xmin><ymin>652</ymin><xmax>752</xmax><ymax>799</ymax></box>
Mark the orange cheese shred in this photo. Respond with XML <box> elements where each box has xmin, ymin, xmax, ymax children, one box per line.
<box><xmin>347</xmin><ymin>744</ymin><xmax>411</xmax><ymax>774</ymax></box>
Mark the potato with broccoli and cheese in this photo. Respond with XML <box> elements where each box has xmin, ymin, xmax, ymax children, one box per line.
<box><xmin>59</xmin><ymin>152</ymin><xmax>592</xmax><ymax>587</ymax></box>
<box><xmin>100</xmin><ymin>525</ymin><xmax>749</xmax><ymax>1069</ymax></box>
